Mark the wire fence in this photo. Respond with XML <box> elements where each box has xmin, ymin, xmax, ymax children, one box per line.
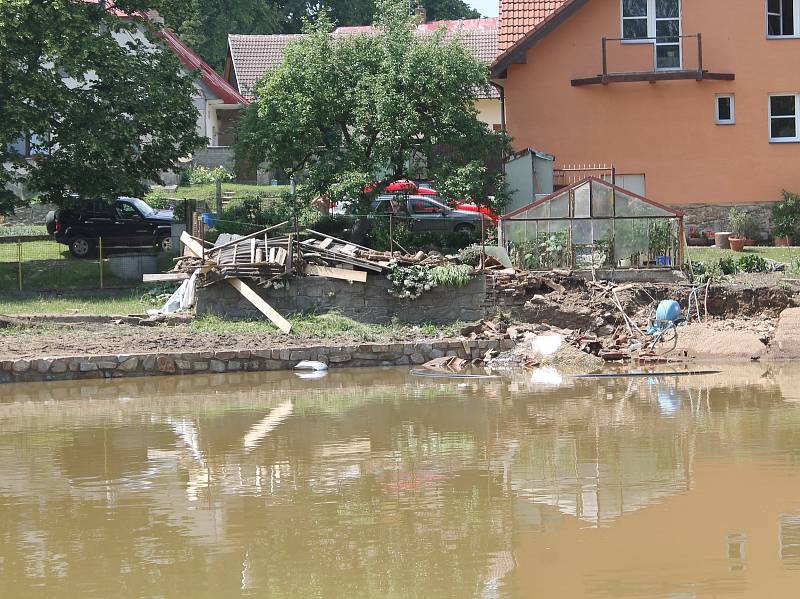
<box><xmin>0</xmin><ymin>236</ymin><xmax>174</xmax><ymax>292</ymax></box>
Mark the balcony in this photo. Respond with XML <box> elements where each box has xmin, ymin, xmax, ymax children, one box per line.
<box><xmin>571</xmin><ymin>34</ymin><xmax>735</xmax><ymax>86</ymax></box>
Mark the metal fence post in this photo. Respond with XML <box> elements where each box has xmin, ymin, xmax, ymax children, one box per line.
<box><xmin>99</xmin><ymin>237</ymin><xmax>104</xmax><ymax>289</ymax></box>
<box><xmin>17</xmin><ymin>240</ymin><xmax>22</xmax><ymax>291</ymax></box>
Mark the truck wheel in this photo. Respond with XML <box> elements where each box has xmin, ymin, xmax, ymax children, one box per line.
<box><xmin>68</xmin><ymin>236</ymin><xmax>94</xmax><ymax>259</ymax></box>
<box><xmin>158</xmin><ymin>235</ymin><xmax>172</xmax><ymax>253</ymax></box>
<box><xmin>454</xmin><ymin>223</ymin><xmax>475</xmax><ymax>234</ymax></box>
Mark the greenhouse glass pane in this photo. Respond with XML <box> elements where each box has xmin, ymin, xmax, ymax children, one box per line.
<box><xmin>549</xmin><ymin>192</ymin><xmax>569</xmax><ymax>218</ymax></box>
<box><xmin>613</xmin><ymin>219</ymin><xmax>650</xmax><ymax>266</ymax></box>
<box><xmin>503</xmin><ymin>221</ymin><xmax>526</xmax><ymax>244</ymax></box>
<box><xmin>548</xmin><ymin>219</ymin><xmax>569</xmax><ymax>234</ymax></box>
<box><xmin>574</xmin><ymin>182</ymin><xmax>591</xmax><ymax>218</ymax></box>
<box><xmin>615</xmin><ymin>189</ymin><xmax>674</xmax><ymax>217</ymax></box>
<box><xmin>572</xmin><ymin>219</ymin><xmax>592</xmax><ymax>244</ymax></box>
<box><xmin>524</xmin><ymin>203</ymin><xmax>547</xmax><ymax>220</ymax></box>
<box><xmin>592</xmin><ymin>220</ymin><xmax>612</xmax><ymax>245</ymax></box>
<box><xmin>590</xmin><ymin>181</ymin><xmax>613</xmax><ymax>217</ymax></box>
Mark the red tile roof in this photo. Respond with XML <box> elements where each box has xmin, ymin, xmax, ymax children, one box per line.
<box><xmin>83</xmin><ymin>1</ymin><xmax>248</xmax><ymax>106</ymax></box>
<box><xmin>498</xmin><ymin>0</ymin><xmax>567</xmax><ymax>51</ymax></box>
<box><xmin>228</xmin><ymin>18</ymin><xmax>500</xmax><ymax>102</ymax></box>
<box><xmin>160</xmin><ymin>29</ymin><xmax>249</xmax><ymax>105</ymax></box>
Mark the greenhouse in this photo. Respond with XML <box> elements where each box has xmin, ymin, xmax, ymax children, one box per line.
<box><xmin>499</xmin><ymin>177</ymin><xmax>684</xmax><ymax>271</ymax></box>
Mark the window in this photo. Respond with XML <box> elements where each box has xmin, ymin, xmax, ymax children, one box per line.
<box><xmin>715</xmin><ymin>94</ymin><xmax>735</xmax><ymax>125</ymax></box>
<box><xmin>767</xmin><ymin>0</ymin><xmax>798</xmax><ymax>37</ymax></box>
<box><xmin>769</xmin><ymin>94</ymin><xmax>800</xmax><ymax>141</ymax></box>
<box><xmin>621</xmin><ymin>0</ymin><xmax>682</xmax><ymax>69</ymax></box>
<box><xmin>622</xmin><ymin>0</ymin><xmax>649</xmax><ymax>40</ymax></box>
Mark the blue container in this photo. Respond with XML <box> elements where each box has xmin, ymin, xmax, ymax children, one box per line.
<box><xmin>655</xmin><ymin>299</ymin><xmax>681</xmax><ymax>323</ymax></box>
<box><xmin>270</xmin><ymin>179</ymin><xmax>279</xmax><ymax>186</ymax></box>
<box><xmin>657</xmin><ymin>255</ymin><xmax>671</xmax><ymax>266</ymax></box>
<box><xmin>200</xmin><ymin>212</ymin><xmax>216</xmax><ymax>227</ymax></box>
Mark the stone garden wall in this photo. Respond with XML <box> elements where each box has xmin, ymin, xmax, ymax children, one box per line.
<box><xmin>676</xmin><ymin>202</ymin><xmax>776</xmax><ymax>240</ymax></box>
<box><xmin>196</xmin><ymin>276</ymin><xmax>489</xmax><ymax>324</ymax></box>
<box><xmin>0</xmin><ymin>337</ymin><xmax>513</xmax><ymax>384</ymax></box>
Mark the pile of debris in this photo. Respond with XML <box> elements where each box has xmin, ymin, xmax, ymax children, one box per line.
<box><xmin>154</xmin><ymin>225</ymin><xmax>504</xmax><ymax>333</ymax></box>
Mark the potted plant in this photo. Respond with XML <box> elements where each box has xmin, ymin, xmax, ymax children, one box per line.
<box><xmin>772</xmin><ymin>190</ymin><xmax>799</xmax><ymax>247</ymax></box>
<box><xmin>728</xmin><ymin>208</ymin><xmax>756</xmax><ymax>252</ymax></box>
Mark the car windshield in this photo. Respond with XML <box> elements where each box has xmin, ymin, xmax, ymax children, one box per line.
<box><xmin>126</xmin><ymin>197</ymin><xmax>156</xmax><ymax>217</ymax></box>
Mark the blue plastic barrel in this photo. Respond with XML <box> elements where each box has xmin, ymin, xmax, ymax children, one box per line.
<box><xmin>200</xmin><ymin>212</ymin><xmax>216</xmax><ymax>227</ymax></box>
<box><xmin>655</xmin><ymin>299</ymin><xmax>681</xmax><ymax>323</ymax></box>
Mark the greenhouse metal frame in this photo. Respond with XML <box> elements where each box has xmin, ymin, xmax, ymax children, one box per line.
<box><xmin>499</xmin><ymin>177</ymin><xmax>685</xmax><ymax>271</ymax></box>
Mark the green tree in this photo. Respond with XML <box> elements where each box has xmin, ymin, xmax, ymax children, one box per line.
<box><xmin>175</xmin><ymin>0</ymin><xmax>285</xmax><ymax>70</ymax></box>
<box><xmin>238</xmin><ymin>0</ymin><xmax>507</xmax><ymax>226</ymax></box>
<box><xmin>0</xmin><ymin>0</ymin><xmax>204</xmax><ymax>215</ymax></box>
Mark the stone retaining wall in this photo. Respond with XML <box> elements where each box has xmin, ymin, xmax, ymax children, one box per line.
<box><xmin>196</xmin><ymin>276</ymin><xmax>489</xmax><ymax>324</ymax></box>
<box><xmin>676</xmin><ymin>202</ymin><xmax>777</xmax><ymax>240</ymax></box>
<box><xmin>0</xmin><ymin>337</ymin><xmax>512</xmax><ymax>384</ymax></box>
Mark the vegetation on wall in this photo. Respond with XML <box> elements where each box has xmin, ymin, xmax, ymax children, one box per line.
<box><xmin>772</xmin><ymin>190</ymin><xmax>800</xmax><ymax>239</ymax></box>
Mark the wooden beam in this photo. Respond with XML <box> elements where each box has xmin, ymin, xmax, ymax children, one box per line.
<box><xmin>180</xmin><ymin>230</ymin><xmax>205</xmax><ymax>258</ymax></box>
<box><xmin>226</xmin><ymin>277</ymin><xmax>292</xmax><ymax>333</ymax></box>
<box><xmin>572</xmin><ymin>70</ymin><xmax>735</xmax><ymax>86</ymax></box>
<box><xmin>142</xmin><ymin>273</ymin><xmax>190</xmax><ymax>282</ymax></box>
<box><xmin>304</xmin><ymin>264</ymin><xmax>368</xmax><ymax>283</ymax></box>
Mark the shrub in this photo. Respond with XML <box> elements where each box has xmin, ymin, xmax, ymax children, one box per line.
<box><xmin>729</xmin><ymin>208</ymin><xmax>758</xmax><ymax>240</ymax></box>
<box><xmin>457</xmin><ymin>244</ymin><xmax>483</xmax><ymax>267</ymax></box>
<box><xmin>772</xmin><ymin>190</ymin><xmax>800</xmax><ymax>238</ymax></box>
<box><xmin>185</xmin><ymin>165</ymin><xmax>234</xmax><ymax>185</ymax></box>
<box><xmin>718</xmin><ymin>255</ymin><xmax>738</xmax><ymax>275</ymax></box>
<box><xmin>429</xmin><ymin>264</ymin><xmax>473</xmax><ymax>287</ymax></box>
<box><xmin>737</xmin><ymin>253</ymin><xmax>768</xmax><ymax>273</ymax></box>
<box><xmin>387</xmin><ymin>262</ymin><xmax>436</xmax><ymax>299</ymax></box>
<box><xmin>688</xmin><ymin>260</ymin><xmax>722</xmax><ymax>285</ymax></box>
<box><xmin>215</xmin><ymin>192</ymin><xmax>317</xmax><ymax>235</ymax></box>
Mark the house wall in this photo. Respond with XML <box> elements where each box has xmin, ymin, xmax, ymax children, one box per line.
<box><xmin>501</xmin><ymin>0</ymin><xmax>800</xmax><ymax>208</ymax></box>
<box><xmin>475</xmin><ymin>98</ymin><xmax>503</xmax><ymax>129</ymax></box>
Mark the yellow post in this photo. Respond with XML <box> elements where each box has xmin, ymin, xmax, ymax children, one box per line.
<box><xmin>99</xmin><ymin>237</ymin><xmax>104</xmax><ymax>289</ymax></box>
<box><xmin>17</xmin><ymin>240</ymin><xmax>22</xmax><ymax>291</ymax></box>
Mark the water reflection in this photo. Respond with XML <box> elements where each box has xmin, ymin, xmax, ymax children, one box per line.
<box><xmin>0</xmin><ymin>364</ymin><xmax>799</xmax><ymax>597</ymax></box>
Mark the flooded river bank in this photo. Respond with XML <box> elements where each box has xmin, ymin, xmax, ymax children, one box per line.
<box><xmin>1</xmin><ymin>365</ymin><xmax>800</xmax><ymax>597</ymax></box>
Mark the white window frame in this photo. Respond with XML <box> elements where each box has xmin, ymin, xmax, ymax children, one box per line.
<box><xmin>768</xmin><ymin>93</ymin><xmax>800</xmax><ymax>143</ymax></box>
<box><xmin>621</xmin><ymin>0</ymin><xmax>682</xmax><ymax>70</ymax></box>
<box><xmin>766</xmin><ymin>0</ymin><xmax>800</xmax><ymax>39</ymax></box>
<box><xmin>621</xmin><ymin>0</ymin><xmax>652</xmax><ymax>44</ymax></box>
<box><xmin>715</xmin><ymin>94</ymin><xmax>735</xmax><ymax>125</ymax></box>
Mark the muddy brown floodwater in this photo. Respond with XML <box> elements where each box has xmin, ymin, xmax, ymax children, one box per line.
<box><xmin>1</xmin><ymin>364</ymin><xmax>800</xmax><ymax>598</ymax></box>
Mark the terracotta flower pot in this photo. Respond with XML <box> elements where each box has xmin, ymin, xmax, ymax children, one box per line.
<box><xmin>775</xmin><ymin>235</ymin><xmax>791</xmax><ymax>247</ymax></box>
<box><xmin>729</xmin><ymin>237</ymin><xmax>746</xmax><ymax>252</ymax></box>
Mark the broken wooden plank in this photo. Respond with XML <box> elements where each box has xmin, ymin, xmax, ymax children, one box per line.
<box><xmin>226</xmin><ymin>277</ymin><xmax>292</xmax><ymax>333</ymax></box>
<box><xmin>142</xmin><ymin>272</ymin><xmax>190</xmax><ymax>282</ymax></box>
<box><xmin>304</xmin><ymin>264</ymin><xmax>368</xmax><ymax>283</ymax></box>
<box><xmin>180</xmin><ymin>231</ymin><xmax>205</xmax><ymax>258</ymax></box>
<box><xmin>207</xmin><ymin>221</ymin><xmax>290</xmax><ymax>255</ymax></box>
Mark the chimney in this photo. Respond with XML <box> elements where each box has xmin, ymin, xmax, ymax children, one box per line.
<box><xmin>414</xmin><ymin>5</ymin><xmax>427</xmax><ymax>24</ymax></box>
<box><xmin>146</xmin><ymin>9</ymin><xmax>165</xmax><ymax>25</ymax></box>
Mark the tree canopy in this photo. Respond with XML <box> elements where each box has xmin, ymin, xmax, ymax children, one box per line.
<box><xmin>238</xmin><ymin>0</ymin><xmax>507</xmax><ymax>216</ymax></box>
<box><xmin>162</xmin><ymin>0</ymin><xmax>481</xmax><ymax>70</ymax></box>
<box><xmin>0</xmin><ymin>0</ymin><xmax>204</xmax><ymax>214</ymax></box>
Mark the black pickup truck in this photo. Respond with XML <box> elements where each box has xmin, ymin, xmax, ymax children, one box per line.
<box><xmin>46</xmin><ymin>197</ymin><xmax>174</xmax><ymax>258</ymax></box>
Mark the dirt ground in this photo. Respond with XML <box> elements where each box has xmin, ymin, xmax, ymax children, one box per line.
<box><xmin>0</xmin><ymin>321</ymin><xmax>456</xmax><ymax>361</ymax></box>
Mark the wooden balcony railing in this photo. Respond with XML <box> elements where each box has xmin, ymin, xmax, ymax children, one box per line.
<box><xmin>571</xmin><ymin>33</ymin><xmax>735</xmax><ymax>86</ymax></box>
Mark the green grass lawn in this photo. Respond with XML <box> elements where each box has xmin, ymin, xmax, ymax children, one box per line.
<box><xmin>0</xmin><ymin>293</ymin><xmax>152</xmax><ymax>315</ymax></box>
<box><xmin>165</xmin><ymin>183</ymin><xmax>290</xmax><ymax>201</ymax></box>
<box><xmin>0</xmin><ymin>240</ymin><xmax>175</xmax><ymax>291</ymax></box>
<box><xmin>0</xmin><ymin>224</ymin><xmax>48</xmax><ymax>237</ymax></box>
<box><xmin>688</xmin><ymin>246</ymin><xmax>800</xmax><ymax>265</ymax></box>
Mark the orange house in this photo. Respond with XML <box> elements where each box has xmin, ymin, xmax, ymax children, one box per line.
<box><xmin>491</xmin><ymin>0</ymin><xmax>800</xmax><ymax>230</ymax></box>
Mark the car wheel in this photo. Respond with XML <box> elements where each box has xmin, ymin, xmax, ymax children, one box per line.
<box><xmin>158</xmin><ymin>235</ymin><xmax>172</xmax><ymax>252</ymax></box>
<box><xmin>454</xmin><ymin>223</ymin><xmax>475</xmax><ymax>234</ymax></box>
<box><xmin>68</xmin><ymin>236</ymin><xmax>93</xmax><ymax>259</ymax></box>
